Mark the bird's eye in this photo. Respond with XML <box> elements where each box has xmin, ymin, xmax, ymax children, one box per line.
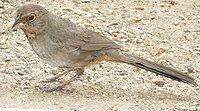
<box><xmin>28</xmin><ymin>14</ymin><xmax>35</xmax><ymax>21</ymax></box>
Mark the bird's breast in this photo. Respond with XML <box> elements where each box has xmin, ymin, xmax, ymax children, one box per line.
<box><xmin>28</xmin><ymin>36</ymin><xmax>75</xmax><ymax>68</ymax></box>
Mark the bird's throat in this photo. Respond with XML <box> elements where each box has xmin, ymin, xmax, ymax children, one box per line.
<box><xmin>22</xmin><ymin>29</ymin><xmax>36</xmax><ymax>40</ymax></box>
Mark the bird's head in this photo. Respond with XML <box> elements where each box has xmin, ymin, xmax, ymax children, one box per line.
<box><xmin>12</xmin><ymin>4</ymin><xmax>49</xmax><ymax>38</ymax></box>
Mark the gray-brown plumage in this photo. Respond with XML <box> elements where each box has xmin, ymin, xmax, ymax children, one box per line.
<box><xmin>12</xmin><ymin>4</ymin><xmax>197</xmax><ymax>91</ymax></box>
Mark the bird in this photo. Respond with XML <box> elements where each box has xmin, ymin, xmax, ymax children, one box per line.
<box><xmin>12</xmin><ymin>4</ymin><xmax>197</xmax><ymax>91</ymax></box>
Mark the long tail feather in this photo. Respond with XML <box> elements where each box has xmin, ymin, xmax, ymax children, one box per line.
<box><xmin>106</xmin><ymin>50</ymin><xmax>197</xmax><ymax>86</ymax></box>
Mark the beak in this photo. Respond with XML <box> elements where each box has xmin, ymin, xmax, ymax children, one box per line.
<box><xmin>12</xmin><ymin>18</ymin><xmax>23</xmax><ymax>30</ymax></box>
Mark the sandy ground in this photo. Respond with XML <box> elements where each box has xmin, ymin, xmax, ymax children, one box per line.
<box><xmin>0</xmin><ymin>0</ymin><xmax>200</xmax><ymax>110</ymax></box>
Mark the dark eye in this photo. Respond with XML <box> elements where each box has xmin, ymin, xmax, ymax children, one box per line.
<box><xmin>28</xmin><ymin>14</ymin><xmax>35</xmax><ymax>21</ymax></box>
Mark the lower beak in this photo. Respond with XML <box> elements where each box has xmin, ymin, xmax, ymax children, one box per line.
<box><xmin>12</xmin><ymin>18</ymin><xmax>23</xmax><ymax>30</ymax></box>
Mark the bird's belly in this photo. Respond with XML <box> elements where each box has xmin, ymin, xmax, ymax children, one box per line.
<box><xmin>29</xmin><ymin>40</ymin><xmax>75</xmax><ymax>68</ymax></box>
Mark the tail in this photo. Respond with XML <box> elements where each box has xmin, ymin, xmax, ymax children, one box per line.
<box><xmin>105</xmin><ymin>50</ymin><xmax>197</xmax><ymax>86</ymax></box>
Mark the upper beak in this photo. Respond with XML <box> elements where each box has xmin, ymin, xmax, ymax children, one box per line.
<box><xmin>12</xmin><ymin>18</ymin><xmax>23</xmax><ymax>30</ymax></box>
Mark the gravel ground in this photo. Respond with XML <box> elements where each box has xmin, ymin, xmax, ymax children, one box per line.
<box><xmin>0</xmin><ymin>0</ymin><xmax>200</xmax><ymax>110</ymax></box>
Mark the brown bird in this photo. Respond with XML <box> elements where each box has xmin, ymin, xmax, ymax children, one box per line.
<box><xmin>12</xmin><ymin>4</ymin><xmax>197</xmax><ymax>91</ymax></box>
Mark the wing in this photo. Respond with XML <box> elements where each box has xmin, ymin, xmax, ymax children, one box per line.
<box><xmin>49</xmin><ymin>15</ymin><xmax>121</xmax><ymax>51</ymax></box>
<box><xmin>74</xmin><ymin>29</ymin><xmax>121</xmax><ymax>51</ymax></box>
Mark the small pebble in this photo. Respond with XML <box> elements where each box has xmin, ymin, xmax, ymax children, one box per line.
<box><xmin>0</xmin><ymin>1</ymin><xmax>3</xmax><ymax>8</ymax></box>
<box><xmin>4</xmin><ymin>53</ymin><xmax>11</xmax><ymax>62</ymax></box>
<box><xmin>157</xmin><ymin>53</ymin><xmax>171</xmax><ymax>62</ymax></box>
<box><xmin>136</xmin><ymin>38</ymin><xmax>143</xmax><ymax>44</ymax></box>
<box><xmin>0</xmin><ymin>40</ymin><xmax>6</xmax><ymax>45</ymax></box>
<box><xmin>152</xmin><ymin>78</ymin><xmax>165</xmax><ymax>86</ymax></box>
<box><xmin>151</xmin><ymin>45</ymin><xmax>168</xmax><ymax>56</ymax></box>
<box><xmin>131</xmin><ymin>16</ymin><xmax>142</xmax><ymax>23</ymax></box>
<box><xmin>0</xmin><ymin>45</ymin><xmax>9</xmax><ymax>49</ymax></box>
<box><xmin>121</xmin><ymin>85</ymin><xmax>128</xmax><ymax>90</ymax></box>
<box><xmin>135</xmin><ymin>6</ymin><xmax>144</xmax><ymax>10</ymax></box>
<box><xmin>187</xmin><ymin>65</ymin><xmax>195</xmax><ymax>73</ymax></box>
<box><xmin>173</xmin><ymin>21</ymin><xmax>179</xmax><ymax>26</ymax></box>
<box><xmin>81</xmin><ymin>0</ymin><xmax>91</xmax><ymax>3</ymax></box>
<box><xmin>107</xmin><ymin>30</ymin><xmax>113</xmax><ymax>35</ymax></box>
<box><xmin>168</xmin><ymin>0</ymin><xmax>176</xmax><ymax>5</ymax></box>
<box><xmin>84</xmin><ymin>12</ymin><xmax>93</xmax><ymax>18</ymax></box>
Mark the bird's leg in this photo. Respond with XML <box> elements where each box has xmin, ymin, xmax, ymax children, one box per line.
<box><xmin>42</xmin><ymin>69</ymin><xmax>69</xmax><ymax>83</ymax></box>
<box><xmin>44</xmin><ymin>68</ymin><xmax>84</xmax><ymax>92</ymax></box>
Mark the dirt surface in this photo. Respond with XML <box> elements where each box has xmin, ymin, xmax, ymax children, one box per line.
<box><xmin>0</xmin><ymin>0</ymin><xmax>200</xmax><ymax>110</ymax></box>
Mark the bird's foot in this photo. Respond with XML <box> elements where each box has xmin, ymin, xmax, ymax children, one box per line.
<box><xmin>41</xmin><ymin>68</ymin><xmax>84</xmax><ymax>92</ymax></box>
<box><xmin>41</xmin><ymin>70</ymin><xmax>69</xmax><ymax>83</ymax></box>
